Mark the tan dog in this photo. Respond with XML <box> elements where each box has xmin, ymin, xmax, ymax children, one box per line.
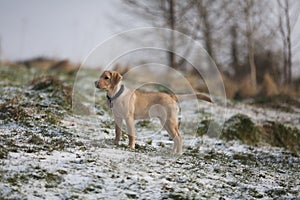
<box><xmin>95</xmin><ymin>70</ymin><xmax>212</xmax><ymax>154</ymax></box>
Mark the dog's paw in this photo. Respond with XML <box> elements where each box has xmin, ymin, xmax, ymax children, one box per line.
<box><xmin>128</xmin><ymin>144</ymin><xmax>135</xmax><ymax>149</ymax></box>
<box><xmin>114</xmin><ymin>140</ymin><xmax>119</xmax><ymax>145</ymax></box>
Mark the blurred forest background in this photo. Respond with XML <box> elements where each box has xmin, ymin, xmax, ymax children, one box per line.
<box><xmin>121</xmin><ymin>0</ymin><xmax>300</xmax><ymax>99</ymax></box>
<box><xmin>1</xmin><ymin>0</ymin><xmax>300</xmax><ymax>100</ymax></box>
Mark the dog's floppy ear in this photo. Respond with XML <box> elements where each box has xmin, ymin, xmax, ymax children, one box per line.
<box><xmin>111</xmin><ymin>71</ymin><xmax>122</xmax><ymax>86</ymax></box>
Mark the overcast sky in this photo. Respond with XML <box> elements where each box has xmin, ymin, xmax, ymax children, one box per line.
<box><xmin>0</xmin><ymin>0</ymin><xmax>142</xmax><ymax>63</ymax></box>
<box><xmin>0</xmin><ymin>0</ymin><xmax>299</xmax><ymax>75</ymax></box>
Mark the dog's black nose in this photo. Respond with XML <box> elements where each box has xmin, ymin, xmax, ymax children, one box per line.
<box><xmin>95</xmin><ymin>81</ymin><xmax>99</xmax><ymax>88</ymax></box>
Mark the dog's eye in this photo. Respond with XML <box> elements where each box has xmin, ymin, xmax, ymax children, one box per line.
<box><xmin>104</xmin><ymin>76</ymin><xmax>109</xmax><ymax>80</ymax></box>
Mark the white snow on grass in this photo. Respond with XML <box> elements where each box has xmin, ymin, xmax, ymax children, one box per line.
<box><xmin>1</xmin><ymin>91</ymin><xmax>300</xmax><ymax>199</ymax></box>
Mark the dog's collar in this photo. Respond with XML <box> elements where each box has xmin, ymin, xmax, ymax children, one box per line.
<box><xmin>106</xmin><ymin>84</ymin><xmax>124</xmax><ymax>108</ymax></box>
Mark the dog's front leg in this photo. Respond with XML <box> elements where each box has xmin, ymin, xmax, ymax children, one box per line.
<box><xmin>125</xmin><ymin>116</ymin><xmax>135</xmax><ymax>149</ymax></box>
<box><xmin>114</xmin><ymin>117</ymin><xmax>122</xmax><ymax>145</ymax></box>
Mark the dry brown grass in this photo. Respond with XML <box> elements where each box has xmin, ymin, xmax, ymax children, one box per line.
<box><xmin>280</xmin><ymin>84</ymin><xmax>299</xmax><ymax>97</ymax></box>
<box><xmin>222</xmin><ymin>75</ymin><xmax>239</xmax><ymax>99</ymax></box>
<box><xmin>222</xmin><ymin>72</ymin><xmax>300</xmax><ymax>99</ymax></box>
<box><xmin>234</xmin><ymin>76</ymin><xmax>257</xmax><ymax>99</ymax></box>
<box><xmin>261</xmin><ymin>72</ymin><xmax>279</xmax><ymax>97</ymax></box>
<box><xmin>2</xmin><ymin>57</ymin><xmax>79</xmax><ymax>73</ymax></box>
<box><xmin>50</xmin><ymin>60</ymin><xmax>78</xmax><ymax>73</ymax></box>
<box><xmin>21</xmin><ymin>57</ymin><xmax>57</xmax><ymax>69</ymax></box>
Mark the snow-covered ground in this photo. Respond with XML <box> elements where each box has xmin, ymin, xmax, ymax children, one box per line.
<box><xmin>1</xmin><ymin>97</ymin><xmax>300</xmax><ymax>199</ymax></box>
<box><xmin>1</xmin><ymin>66</ymin><xmax>300</xmax><ymax>199</ymax></box>
<box><xmin>1</xmin><ymin>131</ymin><xmax>299</xmax><ymax>199</ymax></box>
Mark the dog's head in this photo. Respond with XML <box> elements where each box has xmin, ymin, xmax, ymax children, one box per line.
<box><xmin>95</xmin><ymin>70</ymin><xmax>123</xmax><ymax>91</ymax></box>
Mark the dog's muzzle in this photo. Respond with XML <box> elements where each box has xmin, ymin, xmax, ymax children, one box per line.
<box><xmin>95</xmin><ymin>81</ymin><xmax>99</xmax><ymax>88</ymax></box>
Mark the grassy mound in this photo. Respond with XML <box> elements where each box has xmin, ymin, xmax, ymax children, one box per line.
<box><xmin>29</xmin><ymin>75</ymin><xmax>72</xmax><ymax>109</ymax></box>
<box><xmin>220</xmin><ymin>114</ymin><xmax>300</xmax><ymax>152</ymax></box>
<box><xmin>0</xmin><ymin>75</ymin><xmax>72</xmax><ymax>125</ymax></box>
<box><xmin>222</xmin><ymin>114</ymin><xmax>260</xmax><ymax>145</ymax></box>
<box><xmin>260</xmin><ymin>121</ymin><xmax>300</xmax><ymax>152</ymax></box>
<box><xmin>0</xmin><ymin>74</ymin><xmax>85</xmax><ymax>158</ymax></box>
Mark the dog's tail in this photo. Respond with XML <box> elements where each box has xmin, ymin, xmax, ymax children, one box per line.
<box><xmin>170</xmin><ymin>93</ymin><xmax>213</xmax><ymax>103</ymax></box>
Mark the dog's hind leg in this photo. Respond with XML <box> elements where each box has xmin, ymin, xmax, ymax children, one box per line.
<box><xmin>163</xmin><ymin>119</ymin><xmax>182</xmax><ymax>154</ymax></box>
<box><xmin>175</xmin><ymin>128</ymin><xmax>182</xmax><ymax>153</ymax></box>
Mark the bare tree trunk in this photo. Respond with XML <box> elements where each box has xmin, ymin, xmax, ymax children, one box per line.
<box><xmin>278</xmin><ymin>9</ymin><xmax>288</xmax><ymax>84</ymax></box>
<box><xmin>248</xmin><ymin>32</ymin><xmax>257</xmax><ymax>89</ymax></box>
<box><xmin>123</xmin><ymin>0</ymin><xmax>182</xmax><ymax>69</ymax></box>
<box><xmin>284</xmin><ymin>0</ymin><xmax>292</xmax><ymax>84</ymax></box>
<box><xmin>278</xmin><ymin>0</ymin><xmax>295</xmax><ymax>85</ymax></box>
<box><xmin>230</xmin><ymin>24</ymin><xmax>239</xmax><ymax>70</ymax></box>
<box><xmin>245</xmin><ymin>0</ymin><xmax>257</xmax><ymax>89</ymax></box>
<box><xmin>168</xmin><ymin>0</ymin><xmax>177</xmax><ymax>68</ymax></box>
<box><xmin>197</xmin><ymin>0</ymin><xmax>216</xmax><ymax>62</ymax></box>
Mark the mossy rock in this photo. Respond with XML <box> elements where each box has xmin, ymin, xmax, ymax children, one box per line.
<box><xmin>197</xmin><ymin>119</ymin><xmax>221</xmax><ymax>138</ymax></box>
<box><xmin>260</xmin><ymin>121</ymin><xmax>300</xmax><ymax>153</ymax></box>
<box><xmin>222</xmin><ymin>114</ymin><xmax>260</xmax><ymax>145</ymax></box>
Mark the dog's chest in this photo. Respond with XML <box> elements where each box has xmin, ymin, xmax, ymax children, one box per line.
<box><xmin>111</xmin><ymin>101</ymin><xmax>126</xmax><ymax>118</ymax></box>
<box><xmin>110</xmin><ymin>92</ymin><xmax>132</xmax><ymax>118</ymax></box>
